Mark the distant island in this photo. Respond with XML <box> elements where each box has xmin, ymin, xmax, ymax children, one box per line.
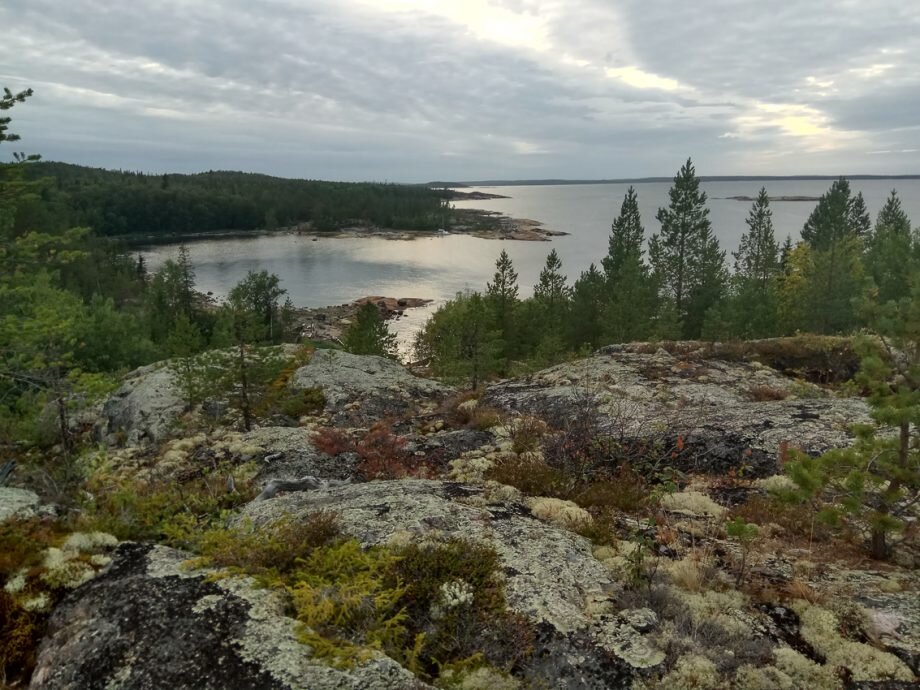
<box><xmin>720</xmin><ymin>194</ymin><xmax>821</xmax><ymax>202</ymax></box>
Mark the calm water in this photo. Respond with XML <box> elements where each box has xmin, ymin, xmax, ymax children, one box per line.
<box><xmin>140</xmin><ymin>179</ymin><xmax>920</xmax><ymax>351</ymax></box>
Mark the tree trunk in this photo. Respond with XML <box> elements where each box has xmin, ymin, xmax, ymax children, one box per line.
<box><xmin>237</xmin><ymin>342</ymin><xmax>252</xmax><ymax>432</ymax></box>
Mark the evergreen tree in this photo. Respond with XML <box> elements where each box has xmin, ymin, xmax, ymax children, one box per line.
<box><xmin>602</xmin><ymin>187</ymin><xmax>655</xmax><ymax>343</ymax></box>
<box><xmin>726</xmin><ymin>188</ymin><xmax>781</xmax><ymax>337</ymax></box>
<box><xmin>568</xmin><ymin>263</ymin><xmax>606</xmax><ymax>350</ymax></box>
<box><xmin>533</xmin><ymin>249</ymin><xmax>571</xmax><ymax>354</ymax></box>
<box><xmin>867</xmin><ymin>190</ymin><xmax>913</xmax><ymax>305</ymax></box>
<box><xmin>227</xmin><ymin>270</ymin><xmax>287</xmax><ymax>344</ymax></box>
<box><xmin>167</xmin><ymin>313</ymin><xmax>206</xmax><ymax>411</ymax></box>
<box><xmin>786</xmin><ymin>294</ymin><xmax>920</xmax><ymax>558</ymax></box>
<box><xmin>602</xmin><ymin>186</ymin><xmax>643</xmax><ymax>279</ymax></box>
<box><xmin>801</xmin><ymin>177</ymin><xmax>866</xmax><ymax>250</ymax></box>
<box><xmin>414</xmin><ymin>292</ymin><xmax>499</xmax><ymax>389</ymax></box>
<box><xmin>649</xmin><ymin>158</ymin><xmax>726</xmax><ymax>337</ymax></box>
<box><xmin>342</xmin><ymin>302</ymin><xmax>398</xmax><ymax>358</ymax></box>
<box><xmin>485</xmin><ymin>249</ymin><xmax>520</xmax><ymax>370</ymax></box>
<box><xmin>175</xmin><ymin>244</ymin><xmax>196</xmax><ymax>316</ymax></box>
<box><xmin>849</xmin><ymin>191</ymin><xmax>871</xmax><ymax>242</ymax></box>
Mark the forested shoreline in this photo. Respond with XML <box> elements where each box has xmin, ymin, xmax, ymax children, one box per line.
<box><xmin>417</xmin><ymin>159</ymin><xmax>916</xmax><ymax>385</ymax></box>
<box><xmin>18</xmin><ymin>161</ymin><xmax>452</xmax><ymax>237</ymax></box>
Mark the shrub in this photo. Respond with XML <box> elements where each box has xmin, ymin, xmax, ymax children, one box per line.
<box><xmin>573</xmin><ymin>465</ymin><xmax>650</xmax><ymax>513</ymax></box>
<box><xmin>747</xmin><ymin>385</ymin><xmax>789</xmax><ymax>402</ymax></box>
<box><xmin>279</xmin><ymin>387</ymin><xmax>326</xmax><ymax>418</ymax></box>
<box><xmin>311</xmin><ymin>426</ymin><xmax>354</xmax><ymax>456</ymax></box>
<box><xmin>504</xmin><ymin>415</ymin><xmax>547</xmax><ymax>455</ymax></box>
<box><xmin>485</xmin><ymin>455</ymin><xmax>574</xmax><ymax>499</ymax></box>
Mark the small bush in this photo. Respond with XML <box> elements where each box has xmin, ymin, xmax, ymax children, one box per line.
<box><xmin>311</xmin><ymin>427</ymin><xmax>354</xmax><ymax>456</ymax></box>
<box><xmin>485</xmin><ymin>455</ymin><xmax>575</xmax><ymax>499</ymax></box>
<box><xmin>573</xmin><ymin>465</ymin><xmax>650</xmax><ymax>513</ymax></box>
<box><xmin>279</xmin><ymin>387</ymin><xmax>326</xmax><ymax>418</ymax></box>
<box><xmin>747</xmin><ymin>385</ymin><xmax>789</xmax><ymax>402</ymax></box>
<box><xmin>504</xmin><ymin>415</ymin><xmax>547</xmax><ymax>455</ymax></box>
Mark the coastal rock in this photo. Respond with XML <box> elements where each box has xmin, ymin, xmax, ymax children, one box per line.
<box><xmin>99</xmin><ymin>363</ymin><xmax>184</xmax><ymax>445</ymax></box>
<box><xmin>29</xmin><ymin>542</ymin><xmax>428</xmax><ymax>690</ymax></box>
<box><xmin>291</xmin><ymin>350</ymin><xmax>452</xmax><ymax>425</ymax></box>
<box><xmin>481</xmin><ymin>348</ymin><xmax>871</xmax><ymax>476</ymax></box>
<box><xmin>241</xmin><ymin>479</ymin><xmax>657</xmax><ymax>687</ymax></box>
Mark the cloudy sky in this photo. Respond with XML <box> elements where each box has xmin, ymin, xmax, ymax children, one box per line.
<box><xmin>2</xmin><ymin>0</ymin><xmax>919</xmax><ymax>181</ymax></box>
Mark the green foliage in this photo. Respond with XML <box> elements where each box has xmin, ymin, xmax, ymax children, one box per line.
<box><xmin>485</xmin><ymin>250</ymin><xmax>520</xmax><ymax>370</ymax></box>
<box><xmin>801</xmin><ymin>177</ymin><xmax>868</xmax><ymax>250</ymax></box>
<box><xmin>20</xmin><ymin>162</ymin><xmax>451</xmax><ymax>236</ymax></box>
<box><xmin>785</xmin><ymin>318</ymin><xmax>920</xmax><ymax>558</ymax></box>
<box><xmin>415</xmin><ymin>292</ymin><xmax>500</xmax><ymax>388</ymax></box>
<box><xmin>227</xmin><ymin>269</ymin><xmax>287</xmax><ymax>344</ymax></box>
<box><xmin>648</xmin><ymin>159</ymin><xmax>727</xmax><ymax>339</ymax></box>
<box><xmin>724</xmin><ymin>517</ymin><xmax>759</xmax><ymax>586</ymax></box>
<box><xmin>867</xmin><ymin>190</ymin><xmax>913</xmax><ymax>305</ymax></box>
<box><xmin>343</xmin><ymin>303</ymin><xmax>398</xmax><ymax>358</ymax></box>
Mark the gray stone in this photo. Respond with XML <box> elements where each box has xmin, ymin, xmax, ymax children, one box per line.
<box><xmin>100</xmin><ymin>363</ymin><xmax>184</xmax><ymax>445</ymax></box>
<box><xmin>0</xmin><ymin>486</ymin><xmax>41</xmax><ymax>522</ymax></box>
<box><xmin>29</xmin><ymin>543</ymin><xmax>428</xmax><ymax>690</ymax></box>
<box><xmin>243</xmin><ymin>426</ymin><xmax>359</xmax><ymax>482</ymax></box>
<box><xmin>481</xmin><ymin>349</ymin><xmax>871</xmax><ymax>476</ymax></box>
<box><xmin>291</xmin><ymin>350</ymin><xmax>452</xmax><ymax>425</ymax></box>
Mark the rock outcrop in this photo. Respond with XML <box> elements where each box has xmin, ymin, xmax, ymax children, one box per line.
<box><xmin>29</xmin><ymin>543</ymin><xmax>428</xmax><ymax>690</ymax></box>
<box><xmin>291</xmin><ymin>350</ymin><xmax>452</xmax><ymax>425</ymax></box>
<box><xmin>0</xmin><ymin>487</ymin><xmax>42</xmax><ymax>522</ymax></box>
<box><xmin>242</xmin><ymin>479</ymin><xmax>661</xmax><ymax>687</ymax></box>
<box><xmin>482</xmin><ymin>347</ymin><xmax>871</xmax><ymax>476</ymax></box>
<box><xmin>99</xmin><ymin>363</ymin><xmax>184</xmax><ymax>445</ymax></box>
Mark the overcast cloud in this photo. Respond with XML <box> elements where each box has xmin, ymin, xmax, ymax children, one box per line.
<box><xmin>2</xmin><ymin>0</ymin><xmax>919</xmax><ymax>181</ymax></box>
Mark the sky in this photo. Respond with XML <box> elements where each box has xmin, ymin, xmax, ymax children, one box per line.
<box><xmin>2</xmin><ymin>0</ymin><xmax>919</xmax><ymax>182</ymax></box>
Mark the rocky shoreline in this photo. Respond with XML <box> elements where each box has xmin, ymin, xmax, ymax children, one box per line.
<box><xmin>292</xmin><ymin>295</ymin><xmax>432</xmax><ymax>344</ymax></box>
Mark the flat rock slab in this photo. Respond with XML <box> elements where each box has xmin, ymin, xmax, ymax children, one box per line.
<box><xmin>30</xmin><ymin>543</ymin><xmax>426</xmax><ymax>690</ymax></box>
<box><xmin>481</xmin><ymin>349</ymin><xmax>871</xmax><ymax>476</ymax></box>
<box><xmin>291</xmin><ymin>350</ymin><xmax>452</xmax><ymax>425</ymax></box>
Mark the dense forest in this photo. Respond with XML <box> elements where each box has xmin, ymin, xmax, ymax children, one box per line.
<box><xmin>416</xmin><ymin>159</ymin><xmax>917</xmax><ymax>385</ymax></box>
<box><xmin>18</xmin><ymin>161</ymin><xmax>451</xmax><ymax>236</ymax></box>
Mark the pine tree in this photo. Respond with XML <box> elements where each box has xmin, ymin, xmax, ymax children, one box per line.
<box><xmin>649</xmin><ymin>158</ymin><xmax>726</xmax><ymax>337</ymax></box>
<box><xmin>801</xmin><ymin>178</ymin><xmax>867</xmax><ymax>250</ymax></box>
<box><xmin>726</xmin><ymin>188</ymin><xmax>781</xmax><ymax>337</ymax></box>
<box><xmin>603</xmin><ymin>186</ymin><xmax>644</xmax><ymax>280</ymax></box>
<box><xmin>166</xmin><ymin>313</ymin><xmax>206</xmax><ymax>411</ymax></box>
<box><xmin>785</xmin><ymin>294</ymin><xmax>920</xmax><ymax>559</ymax></box>
<box><xmin>601</xmin><ymin>187</ymin><xmax>655</xmax><ymax>343</ymax></box>
<box><xmin>175</xmin><ymin>244</ymin><xmax>196</xmax><ymax>316</ymax></box>
<box><xmin>485</xmin><ymin>249</ymin><xmax>520</xmax><ymax>370</ymax></box>
<box><xmin>343</xmin><ymin>302</ymin><xmax>398</xmax><ymax>358</ymax></box>
<box><xmin>534</xmin><ymin>249</ymin><xmax>570</xmax><ymax>310</ymax></box>
<box><xmin>568</xmin><ymin>263</ymin><xmax>606</xmax><ymax>350</ymax></box>
<box><xmin>867</xmin><ymin>190</ymin><xmax>913</xmax><ymax>305</ymax></box>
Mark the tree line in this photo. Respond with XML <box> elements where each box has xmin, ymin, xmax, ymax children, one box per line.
<box><xmin>417</xmin><ymin>158</ymin><xmax>916</xmax><ymax>385</ymax></box>
<box><xmin>18</xmin><ymin>161</ymin><xmax>451</xmax><ymax>237</ymax></box>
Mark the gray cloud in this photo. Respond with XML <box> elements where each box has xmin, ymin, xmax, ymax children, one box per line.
<box><xmin>2</xmin><ymin>0</ymin><xmax>918</xmax><ymax>180</ymax></box>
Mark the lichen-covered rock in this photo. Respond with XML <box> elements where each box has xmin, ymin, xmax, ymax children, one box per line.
<box><xmin>291</xmin><ymin>350</ymin><xmax>452</xmax><ymax>425</ymax></box>
<box><xmin>99</xmin><ymin>363</ymin><xmax>184</xmax><ymax>445</ymax></box>
<box><xmin>0</xmin><ymin>487</ymin><xmax>41</xmax><ymax>522</ymax></box>
<box><xmin>481</xmin><ymin>348</ymin><xmax>871</xmax><ymax>476</ymax></box>
<box><xmin>242</xmin><ymin>426</ymin><xmax>359</xmax><ymax>482</ymax></box>
<box><xmin>29</xmin><ymin>543</ymin><xmax>428</xmax><ymax>690</ymax></box>
<box><xmin>241</xmin><ymin>479</ymin><xmax>660</xmax><ymax>687</ymax></box>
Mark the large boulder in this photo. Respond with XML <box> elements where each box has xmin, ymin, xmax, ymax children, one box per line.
<box><xmin>99</xmin><ymin>363</ymin><xmax>184</xmax><ymax>446</ymax></box>
<box><xmin>29</xmin><ymin>542</ymin><xmax>428</xmax><ymax>690</ymax></box>
<box><xmin>481</xmin><ymin>347</ymin><xmax>871</xmax><ymax>476</ymax></box>
<box><xmin>242</xmin><ymin>479</ymin><xmax>662</xmax><ymax>688</ymax></box>
<box><xmin>291</xmin><ymin>350</ymin><xmax>452</xmax><ymax>425</ymax></box>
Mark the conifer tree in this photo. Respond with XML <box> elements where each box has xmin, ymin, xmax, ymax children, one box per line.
<box><xmin>785</xmin><ymin>293</ymin><xmax>920</xmax><ymax>559</ymax></box>
<box><xmin>867</xmin><ymin>190</ymin><xmax>913</xmax><ymax>305</ymax></box>
<box><xmin>602</xmin><ymin>187</ymin><xmax>654</xmax><ymax>343</ymax></box>
<box><xmin>801</xmin><ymin>177</ymin><xmax>866</xmax><ymax>250</ymax></box>
<box><xmin>568</xmin><ymin>263</ymin><xmax>606</xmax><ymax>350</ymax></box>
<box><xmin>533</xmin><ymin>249</ymin><xmax>571</xmax><ymax>352</ymax></box>
<box><xmin>602</xmin><ymin>186</ymin><xmax>644</xmax><ymax>279</ymax></box>
<box><xmin>726</xmin><ymin>188</ymin><xmax>781</xmax><ymax>337</ymax></box>
<box><xmin>343</xmin><ymin>302</ymin><xmax>398</xmax><ymax>358</ymax></box>
<box><xmin>166</xmin><ymin>313</ymin><xmax>207</xmax><ymax>411</ymax></box>
<box><xmin>485</xmin><ymin>249</ymin><xmax>520</xmax><ymax>370</ymax></box>
<box><xmin>649</xmin><ymin>158</ymin><xmax>726</xmax><ymax>337</ymax></box>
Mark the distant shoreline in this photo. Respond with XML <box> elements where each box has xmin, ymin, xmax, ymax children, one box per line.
<box><xmin>436</xmin><ymin>174</ymin><xmax>920</xmax><ymax>187</ymax></box>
